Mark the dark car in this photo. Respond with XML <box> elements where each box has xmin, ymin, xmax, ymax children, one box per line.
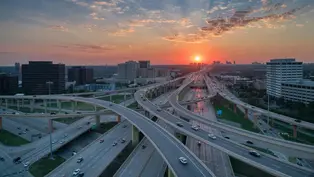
<box><xmin>0</xmin><ymin>157</ymin><xmax>5</xmax><ymax>161</ymax></box>
<box><xmin>50</xmin><ymin>112</ymin><xmax>56</xmax><ymax>115</ymax></box>
<box><xmin>176</xmin><ymin>122</ymin><xmax>183</xmax><ymax>127</ymax></box>
<box><xmin>13</xmin><ymin>157</ymin><xmax>21</xmax><ymax>164</ymax></box>
<box><xmin>78</xmin><ymin>172</ymin><xmax>85</xmax><ymax>177</ymax></box>
<box><xmin>224</xmin><ymin>136</ymin><xmax>230</xmax><ymax>139</ymax></box>
<box><xmin>294</xmin><ymin>119</ymin><xmax>301</xmax><ymax>123</ymax></box>
<box><xmin>142</xmin><ymin>145</ymin><xmax>146</xmax><ymax>149</ymax></box>
<box><xmin>246</xmin><ymin>141</ymin><xmax>254</xmax><ymax>145</ymax></box>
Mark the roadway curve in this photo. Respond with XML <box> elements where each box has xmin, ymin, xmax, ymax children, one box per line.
<box><xmin>0</xmin><ymin>95</ymin><xmax>214</xmax><ymax>177</ymax></box>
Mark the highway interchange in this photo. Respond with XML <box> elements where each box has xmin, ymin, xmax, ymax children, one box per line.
<box><xmin>0</xmin><ymin>70</ymin><xmax>313</xmax><ymax>177</ymax></box>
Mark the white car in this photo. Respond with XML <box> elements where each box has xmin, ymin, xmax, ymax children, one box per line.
<box><xmin>52</xmin><ymin>140</ymin><xmax>56</xmax><ymax>144</ymax></box>
<box><xmin>208</xmin><ymin>133</ymin><xmax>217</xmax><ymax>140</ymax></box>
<box><xmin>191</xmin><ymin>125</ymin><xmax>199</xmax><ymax>131</ymax></box>
<box><xmin>59</xmin><ymin>140</ymin><xmax>64</xmax><ymax>144</ymax></box>
<box><xmin>157</xmin><ymin>108</ymin><xmax>162</xmax><ymax>112</ymax></box>
<box><xmin>23</xmin><ymin>162</ymin><xmax>29</xmax><ymax>167</ymax></box>
<box><xmin>179</xmin><ymin>157</ymin><xmax>188</xmax><ymax>165</ymax></box>
<box><xmin>73</xmin><ymin>169</ymin><xmax>81</xmax><ymax>176</ymax></box>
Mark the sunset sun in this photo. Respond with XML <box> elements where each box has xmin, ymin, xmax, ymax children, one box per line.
<box><xmin>194</xmin><ymin>56</ymin><xmax>201</xmax><ymax>62</ymax></box>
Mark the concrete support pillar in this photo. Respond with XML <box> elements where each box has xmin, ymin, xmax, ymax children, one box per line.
<box><xmin>0</xmin><ymin>117</ymin><xmax>2</xmax><ymax>130</ymax></box>
<box><xmin>48</xmin><ymin>119</ymin><xmax>54</xmax><ymax>133</ymax></box>
<box><xmin>5</xmin><ymin>99</ymin><xmax>8</xmax><ymax>109</ymax></box>
<box><xmin>17</xmin><ymin>99</ymin><xmax>20</xmax><ymax>111</ymax></box>
<box><xmin>95</xmin><ymin>115</ymin><xmax>100</xmax><ymax>128</ymax></box>
<box><xmin>44</xmin><ymin>99</ymin><xmax>48</xmax><ymax>113</ymax></box>
<box><xmin>244</xmin><ymin>108</ymin><xmax>248</xmax><ymax>119</ymax></box>
<box><xmin>117</xmin><ymin>115</ymin><xmax>121</xmax><ymax>123</ymax></box>
<box><xmin>110</xmin><ymin>95</ymin><xmax>112</xmax><ymax>102</ymax></box>
<box><xmin>94</xmin><ymin>105</ymin><xmax>97</xmax><ymax>112</ymax></box>
<box><xmin>71</xmin><ymin>101</ymin><xmax>77</xmax><ymax>112</ymax></box>
<box><xmin>57</xmin><ymin>100</ymin><xmax>61</xmax><ymax>113</ymax></box>
<box><xmin>167</xmin><ymin>168</ymin><xmax>175</xmax><ymax>177</ymax></box>
<box><xmin>253</xmin><ymin>113</ymin><xmax>258</xmax><ymax>128</ymax></box>
<box><xmin>293</xmin><ymin>125</ymin><xmax>297</xmax><ymax>138</ymax></box>
<box><xmin>132</xmin><ymin>125</ymin><xmax>140</xmax><ymax>146</ymax></box>
<box><xmin>233</xmin><ymin>104</ymin><xmax>237</xmax><ymax>113</ymax></box>
<box><xmin>124</xmin><ymin>93</ymin><xmax>126</xmax><ymax>102</ymax></box>
<box><xmin>30</xmin><ymin>99</ymin><xmax>35</xmax><ymax>112</ymax></box>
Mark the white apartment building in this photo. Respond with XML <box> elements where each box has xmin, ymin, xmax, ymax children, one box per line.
<box><xmin>282</xmin><ymin>80</ymin><xmax>314</xmax><ymax>104</ymax></box>
<box><xmin>117</xmin><ymin>61</ymin><xmax>139</xmax><ymax>81</ymax></box>
<box><xmin>266</xmin><ymin>58</ymin><xmax>303</xmax><ymax>97</ymax></box>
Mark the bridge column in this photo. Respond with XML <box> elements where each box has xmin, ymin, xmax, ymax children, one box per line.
<box><xmin>293</xmin><ymin>125</ymin><xmax>297</xmax><ymax>138</ymax></box>
<box><xmin>5</xmin><ymin>99</ymin><xmax>8</xmax><ymax>109</ymax></box>
<box><xmin>124</xmin><ymin>93</ymin><xmax>127</xmax><ymax>102</ymax></box>
<box><xmin>110</xmin><ymin>95</ymin><xmax>112</xmax><ymax>102</ymax></box>
<box><xmin>95</xmin><ymin>115</ymin><xmax>100</xmax><ymax>128</ymax></box>
<box><xmin>30</xmin><ymin>99</ymin><xmax>35</xmax><ymax>112</ymax></box>
<box><xmin>57</xmin><ymin>100</ymin><xmax>61</xmax><ymax>113</ymax></box>
<box><xmin>0</xmin><ymin>117</ymin><xmax>2</xmax><ymax>130</ymax></box>
<box><xmin>233</xmin><ymin>104</ymin><xmax>237</xmax><ymax>113</ymax></box>
<box><xmin>167</xmin><ymin>168</ymin><xmax>175</xmax><ymax>177</ymax></box>
<box><xmin>44</xmin><ymin>99</ymin><xmax>48</xmax><ymax>113</ymax></box>
<box><xmin>244</xmin><ymin>108</ymin><xmax>248</xmax><ymax>119</ymax></box>
<box><xmin>117</xmin><ymin>115</ymin><xmax>121</xmax><ymax>123</ymax></box>
<box><xmin>17</xmin><ymin>99</ymin><xmax>20</xmax><ymax>111</ymax></box>
<box><xmin>253</xmin><ymin>113</ymin><xmax>258</xmax><ymax>128</ymax></box>
<box><xmin>71</xmin><ymin>101</ymin><xmax>77</xmax><ymax>112</ymax></box>
<box><xmin>21</xmin><ymin>99</ymin><xmax>24</xmax><ymax>107</ymax></box>
<box><xmin>132</xmin><ymin>125</ymin><xmax>140</xmax><ymax>146</ymax></box>
<box><xmin>144</xmin><ymin>110</ymin><xmax>150</xmax><ymax>117</ymax></box>
<box><xmin>48</xmin><ymin>119</ymin><xmax>54</xmax><ymax>133</ymax></box>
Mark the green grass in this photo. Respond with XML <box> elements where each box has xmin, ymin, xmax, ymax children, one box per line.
<box><xmin>213</xmin><ymin>102</ymin><xmax>259</xmax><ymax>133</ymax></box>
<box><xmin>54</xmin><ymin>117</ymin><xmax>82</xmax><ymax>124</ymax></box>
<box><xmin>93</xmin><ymin>122</ymin><xmax>118</xmax><ymax>134</ymax></box>
<box><xmin>0</xmin><ymin>130</ymin><xmax>29</xmax><ymax>146</ymax></box>
<box><xmin>46</xmin><ymin>102</ymin><xmax>95</xmax><ymax>110</ymax></box>
<box><xmin>127</xmin><ymin>102</ymin><xmax>138</xmax><ymax>109</ymax></box>
<box><xmin>99</xmin><ymin>95</ymin><xmax>131</xmax><ymax>103</ymax></box>
<box><xmin>29</xmin><ymin>155</ymin><xmax>65</xmax><ymax>177</ymax></box>
<box><xmin>230</xmin><ymin>157</ymin><xmax>275</xmax><ymax>177</ymax></box>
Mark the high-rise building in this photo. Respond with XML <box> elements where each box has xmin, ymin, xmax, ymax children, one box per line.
<box><xmin>139</xmin><ymin>61</ymin><xmax>150</xmax><ymax>68</ymax></box>
<box><xmin>68</xmin><ymin>66</ymin><xmax>93</xmax><ymax>85</ymax></box>
<box><xmin>0</xmin><ymin>73</ymin><xmax>18</xmax><ymax>95</ymax></box>
<box><xmin>266</xmin><ymin>58</ymin><xmax>303</xmax><ymax>97</ymax></box>
<box><xmin>22</xmin><ymin>61</ymin><xmax>65</xmax><ymax>95</ymax></box>
<box><xmin>117</xmin><ymin>61</ymin><xmax>139</xmax><ymax>81</ymax></box>
<box><xmin>14</xmin><ymin>62</ymin><xmax>21</xmax><ymax>81</ymax></box>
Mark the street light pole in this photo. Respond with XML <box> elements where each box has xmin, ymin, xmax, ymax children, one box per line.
<box><xmin>267</xmin><ymin>93</ymin><xmax>270</xmax><ymax>125</ymax></box>
<box><xmin>46</xmin><ymin>81</ymin><xmax>54</xmax><ymax>159</ymax></box>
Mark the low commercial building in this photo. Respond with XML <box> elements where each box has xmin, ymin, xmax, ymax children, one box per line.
<box><xmin>281</xmin><ymin>80</ymin><xmax>314</xmax><ymax>104</ymax></box>
<box><xmin>0</xmin><ymin>73</ymin><xmax>18</xmax><ymax>95</ymax></box>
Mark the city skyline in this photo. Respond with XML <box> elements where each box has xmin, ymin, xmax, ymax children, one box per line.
<box><xmin>1</xmin><ymin>0</ymin><xmax>314</xmax><ymax>65</ymax></box>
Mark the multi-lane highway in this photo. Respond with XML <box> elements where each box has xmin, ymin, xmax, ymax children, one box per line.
<box><xmin>136</xmin><ymin>76</ymin><xmax>314</xmax><ymax>177</ymax></box>
<box><xmin>46</xmin><ymin>121</ymin><xmax>131</xmax><ymax>177</ymax></box>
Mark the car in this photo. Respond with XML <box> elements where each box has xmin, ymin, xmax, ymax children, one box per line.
<box><xmin>208</xmin><ymin>133</ymin><xmax>216</xmax><ymax>140</ymax></box>
<box><xmin>23</xmin><ymin>162</ymin><xmax>29</xmax><ymax>167</ymax></box>
<box><xmin>22</xmin><ymin>131</ymin><xmax>26</xmax><ymax>134</ymax></box>
<box><xmin>72</xmin><ymin>151</ymin><xmax>77</xmax><ymax>156</ymax></box>
<box><xmin>112</xmin><ymin>142</ymin><xmax>117</xmax><ymax>146</ymax></box>
<box><xmin>18</xmin><ymin>132</ymin><xmax>22</xmax><ymax>135</ymax></box>
<box><xmin>143</xmin><ymin>98</ymin><xmax>147</xmax><ymax>101</ymax></box>
<box><xmin>191</xmin><ymin>125</ymin><xmax>199</xmax><ymax>131</ymax></box>
<box><xmin>142</xmin><ymin>145</ymin><xmax>147</xmax><ymax>149</ymax></box>
<box><xmin>176</xmin><ymin>122</ymin><xmax>183</xmax><ymax>127</ymax></box>
<box><xmin>157</xmin><ymin>108</ymin><xmax>162</xmax><ymax>112</ymax></box>
<box><xmin>25</xmin><ymin>128</ymin><xmax>29</xmax><ymax>131</ymax></box>
<box><xmin>59</xmin><ymin>140</ymin><xmax>64</xmax><ymax>144</ymax></box>
<box><xmin>78</xmin><ymin>172</ymin><xmax>84</xmax><ymax>177</ymax></box>
<box><xmin>123</xmin><ymin>125</ymin><xmax>127</xmax><ymax>128</ymax></box>
<box><xmin>224</xmin><ymin>136</ymin><xmax>230</xmax><ymax>139</ymax></box>
<box><xmin>0</xmin><ymin>157</ymin><xmax>5</xmax><ymax>161</ymax></box>
<box><xmin>33</xmin><ymin>95</ymin><xmax>36</xmax><ymax>97</ymax></box>
<box><xmin>294</xmin><ymin>119</ymin><xmax>301</xmax><ymax>123</ymax></box>
<box><xmin>178</xmin><ymin>157</ymin><xmax>188</xmax><ymax>165</ymax></box>
<box><xmin>73</xmin><ymin>169</ymin><xmax>81</xmax><ymax>176</ymax></box>
<box><xmin>121</xmin><ymin>138</ymin><xmax>126</xmax><ymax>143</ymax></box>
<box><xmin>52</xmin><ymin>140</ymin><xmax>56</xmax><ymax>144</ymax></box>
<box><xmin>246</xmin><ymin>140</ymin><xmax>254</xmax><ymax>145</ymax></box>
<box><xmin>99</xmin><ymin>139</ymin><xmax>104</xmax><ymax>143</ymax></box>
<box><xmin>77</xmin><ymin>112</ymin><xmax>81</xmax><ymax>114</ymax></box>
<box><xmin>296</xmin><ymin>161</ymin><xmax>303</xmax><ymax>166</ymax></box>
<box><xmin>65</xmin><ymin>112</ymin><xmax>69</xmax><ymax>114</ymax></box>
<box><xmin>13</xmin><ymin>157</ymin><xmax>21</xmax><ymax>164</ymax></box>
<box><xmin>109</xmin><ymin>103</ymin><xmax>113</xmax><ymax>106</ymax></box>
<box><xmin>249</xmin><ymin>150</ymin><xmax>261</xmax><ymax>157</ymax></box>
<box><xmin>50</xmin><ymin>112</ymin><xmax>56</xmax><ymax>115</ymax></box>
<box><xmin>197</xmin><ymin>141</ymin><xmax>201</xmax><ymax>146</ymax></box>
<box><xmin>17</xmin><ymin>127</ymin><xmax>21</xmax><ymax>130</ymax></box>
<box><xmin>77</xmin><ymin>157</ymin><xmax>83</xmax><ymax>163</ymax></box>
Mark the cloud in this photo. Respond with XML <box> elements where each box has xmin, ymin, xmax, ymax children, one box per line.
<box><xmin>56</xmin><ymin>43</ymin><xmax>115</xmax><ymax>53</ymax></box>
<box><xmin>162</xmin><ymin>5</ymin><xmax>307</xmax><ymax>43</ymax></box>
<box><xmin>48</xmin><ymin>25</ymin><xmax>68</xmax><ymax>32</ymax></box>
<box><xmin>108</xmin><ymin>27</ymin><xmax>134</xmax><ymax>36</ymax></box>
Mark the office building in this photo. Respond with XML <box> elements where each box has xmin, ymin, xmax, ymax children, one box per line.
<box><xmin>22</xmin><ymin>61</ymin><xmax>65</xmax><ymax>95</ymax></box>
<box><xmin>117</xmin><ymin>61</ymin><xmax>139</xmax><ymax>81</ymax></box>
<box><xmin>68</xmin><ymin>66</ymin><xmax>93</xmax><ymax>85</ymax></box>
<box><xmin>266</xmin><ymin>58</ymin><xmax>303</xmax><ymax>97</ymax></box>
<box><xmin>282</xmin><ymin>80</ymin><xmax>314</xmax><ymax>104</ymax></box>
<box><xmin>139</xmin><ymin>61</ymin><xmax>150</xmax><ymax>68</ymax></box>
<box><xmin>0</xmin><ymin>73</ymin><xmax>18</xmax><ymax>95</ymax></box>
